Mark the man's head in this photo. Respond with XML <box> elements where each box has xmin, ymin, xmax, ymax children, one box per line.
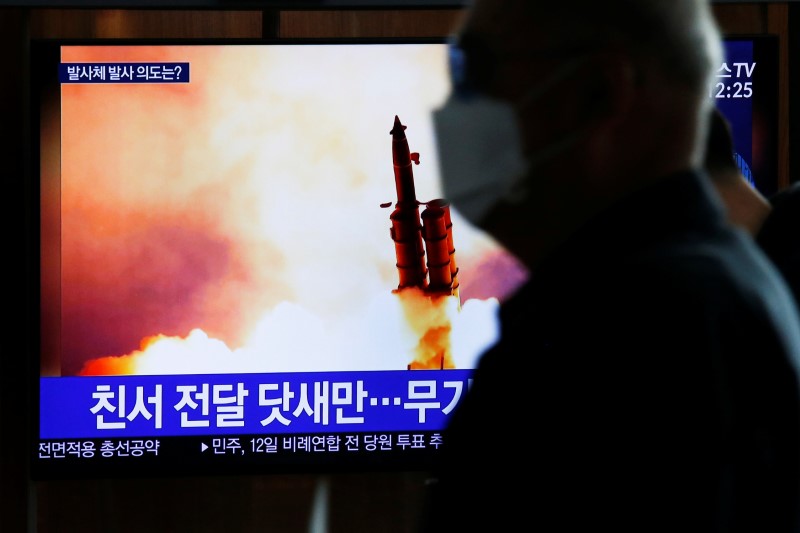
<box><xmin>454</xmin><ymin>1</ymin><xmax>721</xmax><ymax>102</ymax></box>
<box><xmin>438</xmin><ymin>0</ymin><xmax>724</xmax><ymax>267</ymax></box>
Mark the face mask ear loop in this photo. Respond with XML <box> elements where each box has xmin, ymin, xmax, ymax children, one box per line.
<box><xmin>503</xmin><ymin>55</ymin><xmax>595</xmax><ymax>204</ymax></box>
<box><xmin>504</xmin><ymin>126</ymin><xmax>590</xmax><ymax>204</ymax></box>
<box><xmin>515</xmin><ymin>54</ymin><xmax>593</xmax><ymax>111</ymax></box>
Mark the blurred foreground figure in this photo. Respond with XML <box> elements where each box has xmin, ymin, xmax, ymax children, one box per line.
<box><xmin>421</xmin><ymin>1</ymin><xmax>800</xmax><ymax>531</ymax></box>
<box><xmin>706</xmin><ymin>107</ymin><xmax>800</xmax><ymax>303</ymax></box>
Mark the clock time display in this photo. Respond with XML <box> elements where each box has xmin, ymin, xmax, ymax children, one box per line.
<box><xmin>711</xmin><ymin>80</ymin><xmax>753</xmax><ymax>99</ymax></box>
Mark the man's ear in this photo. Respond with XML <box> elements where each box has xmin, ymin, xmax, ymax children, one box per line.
<box><xmin>578</xmin><ymin>50</ymin><xmax>636</xmax><ymax>127</ymax></box>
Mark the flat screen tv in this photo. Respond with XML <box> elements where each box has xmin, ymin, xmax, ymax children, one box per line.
<box><xmin>29</xmin><ymin>38</ymin><xmax>528</xmax><ymax>479</ymax></box>
<box><xmin>714</xmin><ymin>35</ymin><xmax>779</xmax><ymax>196</ymax></box>
<box><xmin>29</xmin><ymin>34</ymin><xmax>780</xmax><ymax>481</ymax></box>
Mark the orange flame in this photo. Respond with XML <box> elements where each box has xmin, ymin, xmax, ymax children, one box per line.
<box><xmin>394</xmin><ymin>286</ymin><xmax>458</xmax><ymax>370</ymax></box>
<box><xmin>79</xmin><ymin>354</ymin><xmax>138</xmax><ymax>376</ymax></box>
<box><xmin>78</xmin><ymin>333</ymin><xmax>180</xmax><ymax>375</ymax></box>
<box><xmin>407</xmin><ymin>326</ymin><xmax>453</xmax><ymax>370</ymax></box>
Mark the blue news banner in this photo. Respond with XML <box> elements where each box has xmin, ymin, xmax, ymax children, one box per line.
<box><xmin>37</xmin><ymin>370</ymin><xmax>473</xmax><ymax>468</ymax></box>
<box><xmin>59</xmin><ymin>62</ymin><xmax>190</xmax><ymax>83</ymax></box>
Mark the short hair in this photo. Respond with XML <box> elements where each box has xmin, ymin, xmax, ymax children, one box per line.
<box><xmin>491</xmin><ymin>0</ymin><xmax>723</xmax><ymax>92</ymax></box>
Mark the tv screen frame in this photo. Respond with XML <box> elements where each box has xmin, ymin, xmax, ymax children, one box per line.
<box><xmin>28</xmin><ymin>33</ymin><xmax>780</xmax><ymax>481</ymax></box>
<box><xmin>28</xmin><ymin>36</ymin><xmax>528</xmax><ymax>480</ymax></box>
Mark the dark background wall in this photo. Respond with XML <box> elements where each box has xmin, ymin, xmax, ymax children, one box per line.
<box><xmin>1</xmin><ymin>3</ymin><xmax>796</xmax><ymax>532</ymax></box>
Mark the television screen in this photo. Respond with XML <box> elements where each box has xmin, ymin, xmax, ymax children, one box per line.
<box><xmin>31</xmin><ymin>34</ymin><xmax>780</xmax><ymax>481</ymax></box>
<box><xmin>714</xmin><ymin>35</ymin><xmax>779</xmax><ymax>196</ymax></box>
<box><xmin>29</xmin><ymin>38</ymin><xmax>529</xmax><ymax>479</ymax></box>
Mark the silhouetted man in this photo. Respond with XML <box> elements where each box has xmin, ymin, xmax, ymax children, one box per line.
<box><xmin>422</xmin><ymin>1</ymin><xmax>800</xmax><ymax>531</ymax></box>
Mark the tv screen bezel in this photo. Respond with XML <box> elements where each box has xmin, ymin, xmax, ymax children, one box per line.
<box><xmin>28</xmin><ymin>32</ymin><xmax>782</xmax><ymax>481</ymax></box>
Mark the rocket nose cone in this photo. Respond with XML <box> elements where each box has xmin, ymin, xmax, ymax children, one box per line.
<box><xmin>390</xmin><ymin>115</ymin><xmax>407</xmax><ymax>137</ymax></box>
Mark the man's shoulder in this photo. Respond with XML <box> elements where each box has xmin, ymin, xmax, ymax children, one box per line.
<box><xmin>758</xmin><ymin>183</ymin><xmax>800</xmax><ymax>271</ymax></box>
<box><xmin>620</xmin><ymin>223</ymin><xmax>779</xmax><ymax>294</ymax></box>
<box><xmin>761</xmin><ymin>182</ymin><xmax>800</xmax><ymax>240</ymax></box>
<box><xmin>527</xmin><ymin>221</ymin><xmax>800</xmax><ymax>350</ymax></box>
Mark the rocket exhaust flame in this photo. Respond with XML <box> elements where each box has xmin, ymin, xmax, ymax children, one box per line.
<box><xmin>394</xmin><ymin>287</ymin><xmax>460</xmax><ymax>371</ymax></box>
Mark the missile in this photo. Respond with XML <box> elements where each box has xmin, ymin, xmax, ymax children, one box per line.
<box><xmin>390</xmin><ymin>115</ymin><xmax>421</xmax><ymax>208</ymax></box>
<box><xmin>383</xmin><ymin>116</ymin><xmax>459</xmax><ymax>301</ymax></box>
<box><xmin>387</xmin><ymin>115</ymin><xmax>428</xmax><ymax>290</ymax></box>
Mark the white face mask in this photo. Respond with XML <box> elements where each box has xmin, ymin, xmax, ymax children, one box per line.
<box><xmin>432</xmin><ymin>95</ymin><xmax>525</xmax><ymax>227</ymax></box>
<box><xmin>432</xmin><ymin>56</ymin><xmax>589</xmax><ymax>227</ymax></box>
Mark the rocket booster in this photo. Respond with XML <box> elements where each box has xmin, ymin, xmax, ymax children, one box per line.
<box><xmin>384</xmin><ymin>116</ymin><xmax>459</xmax><ymax>300</ymax></box>
<box><xmin>422</xmin><ymin>199</ymin><xmax>459</xmax><ymax>297</ymax></box>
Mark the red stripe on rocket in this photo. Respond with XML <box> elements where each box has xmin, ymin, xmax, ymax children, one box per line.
<box><xmin>381</xmin><ymin>115</ymin><xmax>459</xmax><ymax>301</ymax></box>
